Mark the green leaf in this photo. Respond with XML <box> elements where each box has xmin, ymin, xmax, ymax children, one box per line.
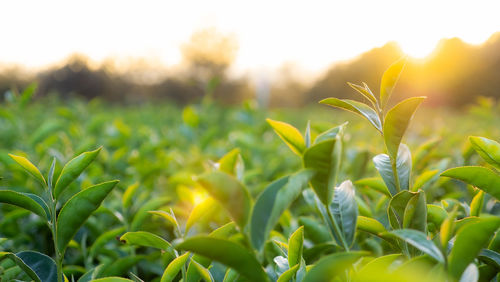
<box><xmin>266</xmin><ymin>119</ymin><xmax>306</xmax><ymax>155</ymax></box>
<box><xmin>56</xmin><ymin>180</ymin><xmax>118</xmax><ymax>253</ymax></box>
<box><xmin>97</xmin><ymin>256</ymin><xmax>145</xmax><ymax>277</ymax></box>
<box><xmin>277</xmin><ymin>264</ymin><xmax>300</xmax><ymax>282</ymax></box>
<box><xmin>383</xmin><ymin>97</ymin><xmax>425</xmax><ymax>160</ymax></box>
<box><xmin>176</xmin><ymin>236</ymin><xmax>269</xmax><ymax>282</ymax></box>
<box><xmin>120</xmin><ymin>231</ymin><xmax>173</xmax><ymax>253</ymax></box>
<box><xmin>161</xmin><ymin>252</ymin><xmax>191</xmax><ymax>282</ymax></box>
<box><xmin>89</xmin><ymin>226</ymin><xmax>126</xmax><ymax>258</ymax></box>
<box><xmin>330</xmin><ymin>180</ymin><xmax>358</xmax><ymax>246</ymax></box>
<box><xmin>388</xmin><ymin>190</ymin><xmax>427</xmax><ymax>232</ymax></box>
<box><xmin>223</xmin><ymin>268</ymin><xmax>239</xmax><ymax>282</ymax></box>
<box><xmin>149</xmin><ymin>210</ymin><xmax>179</xmax><ymax>231</ymax></box>
<box><xmin>347</xmin><ymin>82</ymin><xmax>377</xmax><ymax>105</ymax></box>
<box><xmin>314</xmin><ymin>123</ymin><xmax>346</xmax><ymax>144</ymax></box>
<box><xmin>130</xmin><ymin>197</ymin><xmax>170</xmax><ymax>231</ymax></box>
<box><xmin>191</xmin><ymin>260</ymin><xmax>214</xmax><ymax>282</ymax></box>
<box><xmin>373</xmin><ymin>144</ymin><xmax>412</xmax><ymax>196</ymax></box>
<box><xmin>92</xmin><ymin>278</ymin><xmax>134</xmax><ymax>282</ymax></box>
<box><xmin>426</xmin><ymin>204</ymin><xmax>447</xmax><ymax>228</ymax></box>
<box><xmin>186</xmin><ymin>197</ymin><xmax>218</xmax><ymax>233</ymax></box>
<box><xmin>250</xmin><ymin>170</ymin><xmax>313</xmax><ymax>250</ymax></box>
<box><xmin>288</xmin><ymin>226</ymin><xmax>304</xmax><ymax>268</ymax></box>
<box><xmin>449</xmin><ymin>217</ymin><xmax>500</xmax><ymax>279</ymax></box>
<box><xmin>412</xmin><ymin>170</ymin><xmax>439</xmax><ymax>191</ymax></box>
<box><xmin>302</xmin><ymin>252</ymin><xmax>366</xmax><ymax>282</ymax></box>
<box><xmin>380</xmin><ymin>57</ymin><xmax>406</xmax><ymax>109</ymax></box>
<box><xmin>218</xmin><ymin>148</ymin><xmax>241</xmax><ymax>176</ymax></box>
<box><xmin>0</xmin><ymin>190</ymin><xmax>49</xmax><ymax>219</ymax></box>
<box><xmin>0</xmin><ymin>250</ymin><xmax>58</xmax><ymax>282</ymax></box>
<box><xmin>8</xmin><ymin>154</ymin><xmax>46</xmax><ymax>186</ymax></box>
<box><xmin>356</xmin><ymin>254</ymin><xmax>403</xmax><ymax>277</ymax></box>
<box><xmin>303</xmin><ymin>139</ymin><xmax>340</xmax><ymax>205</ymax></box>
<box><xmin>470</xmin><ymin>191</ymin><xmax>484</xmax><ymax>217</ymax></box>
<box><xmin>54</xmin><ymin>147</ymin><xmax>102</xmax><ymax>199</ymax></box>
<box><xmin>441</xmin><ymin>166</ymin><xmax>500</xmax><ymax>201</ymax></box>
<box><xmin>390</xmin><ymin>229</ymin><xmax>444</xmax><ymax>263</ymax></box>
<box><xmin>304</xmin><ymin>121</ymin><xmax>311</xmax><ymax>148</ymax></box>
<box><xmin>197</xmin><ymin>171</ymin><xmax>252</xmax><ymax>229</ymax></box>
<box><xmin>479</xmin><ymin>249</ymin><xmax>500</xmax><ymax>270</ymax></box>
<box><xmin>122</xmin><ymin>182</ymin><xmax>139</xmax><ymax>209</ymax></box>
<box><xmin>469</xmin><ymin>136</ymin><xmax>500</xmax><ymax>170</ymax></box>
<box><xmin>354</xmin><ymin>177</ymin><xmax>391</xmax><ymax>197</ymax></box>
<box><xmin>320</xmin><ymin>98</ymin><xmax>381</xmax><ymax>131</ymax></box>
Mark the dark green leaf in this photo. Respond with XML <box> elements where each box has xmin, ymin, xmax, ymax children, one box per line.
<box><xmin>250</xmin><ymin>170</ymin><xmax>313</xmax><ymax>250</ymax></box>
<box><xmin>449</xmin><ymin>217</ymin><xmax>500</xmax><ymax>279</ymax></box>
<box><xmin>54</xmin><ymin>147</ymin><xmax>102</xmax><ymax>199</ymax></box>
<box><xmin>441</xmin><ymin>166</ymin><xmax>500</xmax><ymax>201</ymax></box>
<box><xmin>387</xmin><ymin>190</ymin><xmax>426</xmax><ymax>232</ymax></box>
<box><xmin>302</xmin><ymin>252</ymin><xmax>366</xmax><ymax>282</ymax></box>
<box><xmin>120</xmin><ymin>231</ymin><xmax>173</xmax><ymax>253</ymax></box>
<box><xmin>56</xmin><ymin>180</ymin><xmax>118</xmax><ymax>253</ymax></box>
<box><xmin>176</xmin><ymin>236</ymin><xmax>269</xmax><ymax>282</ymax></box>
<box><xmin>383</xmin><ymin>97</ymin><xmax>425</xmax><ymax>160</ymax></box>
<box><xmin>0</xmin><ymin>190</ymin><xmax>48</xmax><ymax>219</ymax></box>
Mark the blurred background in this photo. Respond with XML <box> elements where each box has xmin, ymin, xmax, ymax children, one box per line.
<box><xmin>1</xmin><ymin>0</ymin><xmax>500</xmax><ymax>108</ymax></box>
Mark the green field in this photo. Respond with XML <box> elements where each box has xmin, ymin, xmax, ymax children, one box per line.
<box><xmin>0</xmin><ymin>65</ymin><xmax>500</xmax><ymax>281</ymax></box>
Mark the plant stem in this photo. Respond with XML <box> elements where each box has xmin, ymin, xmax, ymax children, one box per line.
<box><xmin>391</xmin><ymin>158</ymin><xmax>401</xmax><ymax>193</ymax></box>
<box><xmin>326</xmin><ymin>206</ymin><xmax>350</xmax><ymax>251</ymax></box>
<box><xmin>48</xmin><ymin>190</ymin><xmax>63</xmax><ymax>282</ymax></box>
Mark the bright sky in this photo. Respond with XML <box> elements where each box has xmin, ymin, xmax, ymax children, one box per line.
<box><xmin>1</xmin><ymin>0</ymin><xmax>499</xmax><ymax>74</ymax></box>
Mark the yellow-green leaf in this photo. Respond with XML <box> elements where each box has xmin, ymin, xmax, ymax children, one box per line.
<box><xmin>8</xmin><ymin>154</ymin><xmax>46</xmax><ymax>186</ymax></box>
<box><xmin>266</xmin><ymin>119</ymin><xmax>306</xmax><ymax>155</ymax></box>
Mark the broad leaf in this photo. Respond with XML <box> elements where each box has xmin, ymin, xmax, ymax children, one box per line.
<box><xmin>330</xmin><ymin>180</ymin><xmax>358</xmax><ymax>247</ymax></box>
<box><xmin>303</xmin><ymin>139</ymin><xmax>341</xmax><ymax>205</ymax></box>
<box><xmin>56</xmin><ymin>180</ymin><xmax>118</xmax><ymax>253</ymax></box>
<box><xmin>250</xmin><ymin>170</ymin><xmax>313</xmax><ymax>250</ymax></box>
<box><xmin>390</xmin><ymin>229</ymin><xmax>444</xmax><ymax>263</ymax></box>
<box><xmin>186</xmin><ymin>197</ymin><xmax>218</xmax><ymax>233</ymax></box>
<box><xmin>120</xmin><ymin>231</ymin><xmax>173</xmax><ymax>253</ymax></box>
<box><xmin>0</xmin><ymin>250</ymin><xmax>58</xmax><ymax>282</ymax></box>
<box><xmin>54</xmin><ymin>147</ymin><xmax>102</xmax><ymax>198</ymax></box>
<box><xmin>302</xmin><ymin>252</ymin><xmax>366</xmax><ymax>282</ymax></box>
<box><xmin>354</xmin><ymin>177</ymin><xmax>391</xmax><ymax>197</ymax></box>
<box><xmin>266</xmin><ymin>119</ymin><xmax>306</xmax><ymax>155</ymax></box>
<box><xmin>197</xmin><ymin>171</ymin><xmax>252</xmax><ymax>229</ymax></box>
<box><xmin>470</xmin><ymin>191</ymin><xmax>484</xmax><ymax>217</ymax></box>
<box><xmin>176</xmin><ymin>236</ymin><xmax>269</xmax><ymax>282</ymax></box>
<box><xmin>387</xmin><ymin>190</ymin><xmax>426</xmax><ymax>232</ymax></box>
<box><xmin>383</xmin><ymin>97</ymin><xmax>425</xmax><ymax>160</ymax></box>
<box><xmin>0</xmin><ymin>190</ymin><xmax>49</xmax><ymax>219</ymax></box>
<box><xmin>441</xmin><ymin>166</ymin><xmax>500</xmax><ymax>201</ymax></box>
<box><xmin>8</xmin><ymin>154</ymin><xmax>46</xmax><ymax>186</ymax></box>
<box><xmin>459</xmin><ymin>264</ymin><xmax>478</xmax><ymax>282</ymax></box>
<box><xmin>277</xmin><ymin>264</ymin><xmax>300</xmax><ymax>282</ymax></box>
<box><xmin>161</xmin><ymin>252</ymin><xmax>191</xmax><ymax>282</ymax></box>
<box><xmin>426</xmin><ymin>204</ymin><xmax>447</xmax><ymax>228</ymax></box>
<box><xmin>191</xmin><ymin>260</ymin><xmax>214</xmax><ymax>282</ymax></box>
<box><xmin>373</xmin><ymin>144</ymin><xmax>412</xmax><ymax>196</ymax></box>
<box><xmin>469</xmin><ymin>136</ymin><xmax>500</xmax><ymax>170</ymax></box>
<box><xmin>320</xmin><ymin>98</ymin><xmax>381</xmax><ymax>131</ymax></box>
<box><xmin>449</xmin><ymin>217</ymin><xmax>500</xmax><ymax>279</ymax></box>
<box><xmin>380</xmin><ymin>57</ymin><xmax>406</xmax><ymax>109</ymax></box>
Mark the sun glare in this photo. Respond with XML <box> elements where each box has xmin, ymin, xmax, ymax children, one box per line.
<box><xmin>398</xmin><ymin>40</ymin><xmax>438</xmax><ymax>60</ymax></box>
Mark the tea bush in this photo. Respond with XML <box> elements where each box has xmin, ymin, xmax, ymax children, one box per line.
<box><xmin>0</xmin><ymin>60</ymin><xmax>499</xmax><ymax>281</ymax></box>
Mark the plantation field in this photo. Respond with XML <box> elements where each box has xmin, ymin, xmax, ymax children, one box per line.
<box><xmin>0</xmin><ymin>65</ymin><xmax>500</xmax><ymax>281</ymax></box>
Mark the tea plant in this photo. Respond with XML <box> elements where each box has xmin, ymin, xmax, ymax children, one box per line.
<box><xmin>0</xmin><ymin>60</ymin><xmax>499</xmax><ymax>281</ymax></box>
